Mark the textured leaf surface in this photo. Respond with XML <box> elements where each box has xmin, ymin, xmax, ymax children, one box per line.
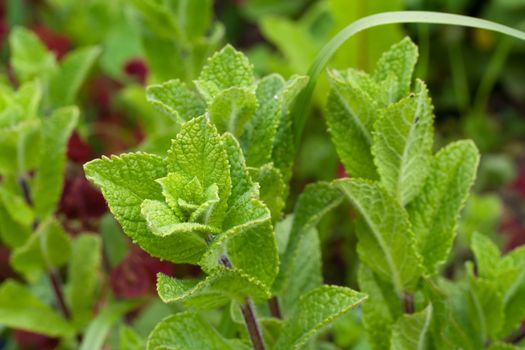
<box><xmin>147</xmin><ymin>312</ymin><xmax>242</xmax><ymax>350</ymax></box>
<box><xmin>66</xmin><ymin>234</ymin><xmax>102</xmax><ymax>329</ymax></box>
<box><xmin>391</xmin><ymin>305</ymin><xmax>433</xmax><ymax>350</ymax></box>
<box><xmin>326</xmin><ymin>71</ymin><xmax>378</xmax><ymax>179</ymax></box>
<box><xmin>157</xmin><ymin>268</ymin><xmax>271</xmax><ymax>306</ymax></box>
<box><xmin>372</xmin><ymin>80</ymin><xmax>434</xmax><ymax>205</ymax></box>
<box><xmin>408</xmin><ymin>140</ymin><xmax>480</xmax><ymax>275</ymax></box>
<box><xmin>373</xmin><ymin>37</ymin><xmax>418</xmax><ymax>102</ymax></box>
<box><xmin>358</xmin><ymin>265</ymin><xmax>401</xmax><ymax>350</ymax></box>
<box><xmin>274</xmin><ymin>182</ymin><xmax>342</xmax><ymax>293</ymax></box>
<box><xmin>33</xmin><ymin>107</ymin><xmax>79</xmax><ymax>218</ymax></box>
<box><xmin>84</xmin><ymin>153</ymin><xmax>207</xmax><ymax>263</ymax></box>
<box><xmin>337</xmin><ymin>179</ymin><xmax>421</xmax><ymax>293</ymax></box>
<box><xmin>0</xmin><ymin>280</ymin><xmax>74</xmax><ymax>337</ymax></box>
<box><xmin>274</xmin><ymin>285</ymin><xmax>367</xmax><ymax>350</ymax></box>
<box><xmin>195</xmin><ymin>45</ymin><xmax>253</xmax><ymax>101</ymax></box>
<box><xmin>166</xmin><ymin>116</ymin><xmax>231</xmax><ymax>227</ymax></box>
<box><xmin>146</xmin><ymin>79</ymin><xmax>206</xmax><ymax>122</ymax></box>
<box><xmin>249</xmin><ymin>163</ymin><xmax>286</xmax><ymax>222</ymax></box>
<box><xmin>209</xmin><ymin>87</ymin><xmax>257</xmax><ymax>137</ymax></box>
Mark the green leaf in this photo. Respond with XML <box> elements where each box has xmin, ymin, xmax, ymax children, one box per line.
<box><xmin>248</xmin><ymin>163</ymin><xmax>286</xmax><ymax>222</ymax></box>
<box><xmin>157</xmin><ymin>268</ymin><xmax>271</xmax><ymax>307</ymax></box>
<box><xmin>119</xmin><ymin>325</ymin><xmax>145</xmax><ymax>350</ymax></box>
<box><xmin>80</xmin><ymin>300</ymin><xmax>141</xmax><ymax>350</ymax></box>
<box><xmin>373</xmin><ymin>37</ymin><xmax>419</xmax><ymax>101</ymax></box>
<box><xmin>208</xmin><ymin>87</ymin><xmax>257</xmax><ymax>137</ymax></box>
<box><xmin>471</xmin><ymin>232</ymin><xmax>501</xmax><ymax>279</ymax></box>
<box><xmin>0</xmin><ymin>186</ymin><xmax>34</xmax><ymax>226</ymax></box>
<box><xmin>166</xmin><ymin>116</ymin><xmax>231</xmax><ymax>228</ymax></box>
<box><xmin>147</xmin><ymin>312</ymin><xmax>242</xmax><ymax>350</ymax></box>
<box><xmin>10</xmin><ymin>218</ymin><xmax>71</xmax><ymax>282</ymax></box>
<box><xmin>195</xmin><ymin>45</ymin><xmax>254</xmax><ymax>101</ymax></box>
<box><xmin>0</xmin><ymin>200</ymin><xmax>31</xmax><ymax>248</ymax></box>
<box><xmin>274</xmin><ymin>182</ymin><xmax>342</xmax><ymax>294</ymax></box>
<box><xmin>326</xmin><ymin>70</ymin><xmax>379</xmax><ymax>179</ymax></box>
<box><xmin>408</xmin><ymin>140</ymin><xmax>480</xmax><ymax>275</ymax></box>
<box><xmin>372</xmin><ymin>80</ymin><xmax>434</xmax><ymax>206</ymax></box>
<box><xmin>274</xmin><ymin>285</ymin><xmax>367</xmax><ymax>350</ymax></box>
<box><xmin>9</xmin><ymin>27</ymin><xmax>57</xmax><ymax>82</ymax></box>
<box><xmin>84</xmin><ymin>152</ymin><xmax>207</xmax><ymax>263</ymax></box>
<box><xmin>66</xmin><ymin>234</ymin><xmax>102</xmax><ymax>329</ymax></box>
<box><xmin>49</xmin><ymin>46</ymin><xmax>100</xmax><ymax>107</ymax></box>
<box><xmin>146</xmin><ymin>79</ymin><xmax>206</xmax><ymax>123</ymax></box>
<box><xmin>33</xmin><ymin>106</ymin><xmax>79</xmax><ymax>218</ymax></box>
<box><xmin>391</xmin><ymin>305</ymin><xmax>433</xmax><ymax>350</ymax></box>
<box><xmin>497</xmin><ymin>247</ymin><xmax>525</xmax><ymax>337</ymax></box>
<box><xmin>280</xmin><ymin>227</ymin><xmax>323</xmax><ymax>316</ymax></box>
<box><xmin>0</xmin><ymin>280</ymin><xmax>74</xmax><ymax>337</ymax></box>
<box><xmin>358</xmin><ymin>265</ymin><xmax>401</xmax><ymax>350</ymax></box>
<box><xmin>488</xmin><ymin>343</ymin><xmax>523</xmax><ymax>350</ymax></box>
<box><xmin>336</xmin><ymin>179</ymin><xmax>421</xmax><ymax>293</ymax></box>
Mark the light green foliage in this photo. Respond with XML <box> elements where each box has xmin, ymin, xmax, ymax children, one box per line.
<box><xmin>66</xmin><ymin>234</ymin><xmax>102</xmax><ymax>329</ymax></box>
<box><xmin>391</xmin><ymin>305</ymin><xmax>433</xmax><ymax>350</ymax></box>
<box><xmin>326</xmin><ymin>70</ymin><xmax>379</xmax><ymax>179</ymax></box>
<box><xmin>0</xmin><ymin>186</ymin><xmax>34</xmax><ymax>227</ymax></box>
<box><xmin>336</xmin><ymin>179</ymin><xmax>421</xmax><ymax>294</ymax></box>
<box><xmin>274</xmin><ymin>285</ymin><xmax>367</xmax><ymax>350</ymax></box>
<box><xmin>373</xmin><ymin>37</ymin><xmax>419</xmax><ymax>102</ymax></box>
<box><xmin>408</xmin><ymin>141</ymin><xmax>480</xmax><ymax>275</ymax></box>
<box><xmin>248</xmin><ymin>164</ymin><xmax>286</xmax><ymax>223</ymax></box>
<box><xmin>80</xmin><ymin>300</ymin><xmax>141</xmax><ymax>350</ymax></box>
<box><xmin>9</xmin><ymin>27</ymin><xmax>57</xmax><ymax>83</ymax></box>
<box><xmin>86</xmin><ymin>116</ymin><xmax>279</xmax><ymax>309</ymax></box>
<box><xmin>372</xmin><ymin>80</ymin><xmax>434</xmax><ymax>206</ymax></box>
<box><xmin>120</xmin><ymin>325</ymin><xmax>145</xmax><ymax>350</ymax></box>
<box><xmin>0</xmin><ymin>280</ymin><xmax>74</xmax><ymax>337</ymax></box>
<box><xmin>33</xmin><ymin>107</ymin><xmax>79</xmax><ymax>218</ymax></box>
<box><xmin>10</xmin><ymin>219</ymin><xmax>71</xmax><ymax>282</ymax></box>
<box><xmin>49</xmin><ymin>46</ymin><xmax>100</xmax><ymax>107</ymax></box>
<box><xmin>358</xmin><ymin>265</ymin><xmax>401</xmax><ymax>350</ymax></box>
<box><xmin>157</xmin><ymin>268</ymin><xmax>270</xmax><ymax>307</ymax></box>
<box><xmin>208</xmin><ymin>87</ymin><xmax>257</xmax><ymax>137</ymax></box>
<box><xmin>196</xmin><ymin>45</ymin><xmax>254</xmax><ymax>101</ymax></box>
<box><xmin>274</xmin><ymin>182</ymin><xmax>343</xmax><ymax>295</ymax></box>
<box><xmin>147</xmin><ymin>312</ymin><xmax>247</xmax><ymax>350</ymax></box>
<box><xmin>146</xmin><ymin>79</ymin><xmax>206</xmax><ymax>123</ymax></box>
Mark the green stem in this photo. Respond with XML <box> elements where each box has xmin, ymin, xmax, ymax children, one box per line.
<box><xmin>292</xmin><ymin>11</ymin><xmax>525</xmax><ymax>148</ymax></box>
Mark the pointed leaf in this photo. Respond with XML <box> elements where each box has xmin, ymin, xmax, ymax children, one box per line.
<box><xmin>274</xmin><ymin>285</ymin><xmax>367</xmax><ymax>350</ymax></box>
<box><xmin>373</xmin><ymin>37</ymin><xmax>418</xmax><ymax>101</ymax></box>
<box><xmin>195</xmin><ymin>45</ymin><xmax>253</xmax><ymax>101</ymax></box>
<box><xmin>408</xmin><ymin>140</ymin><xmax>480</xmax><ymax>275</ymax></box>
<box><xmin>0</xmin><ymin>280</ymin><xmax>74</xmax><ymax>337</ymax></box>
<box><xmin>336</xmin><ymin>179</ymin><xmax>421</xmax><ymax>293</ymax></box>
<box><xmin>372</xmin><ymin>80</ymin><xmax>434</xmax><ymax>205</ymax></box>
<box><xmin>326</xmin><ymin>71</ymin><xmax>379</xmax><ymax>179</ymax></box>
<box><xmin>33</xmin><ymin>106</ymin><xmax>79</xmax><ymax>218</ymax></box>
<box><xmin>146</xmin><ymin>79</ymin><xmax>206</xmax><ymax>123</ymax></box>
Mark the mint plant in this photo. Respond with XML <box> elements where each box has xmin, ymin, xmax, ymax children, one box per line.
<box><xmin>85</xmin><ymin>45</ymin><xmax>367</xmax><ymax>349</ymax></box>
<box><xmin>86</xmin><ymin>37</ymin><xmax>525</xmax><ymax>349</ymax></box>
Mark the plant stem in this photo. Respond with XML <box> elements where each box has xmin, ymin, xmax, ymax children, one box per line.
<box><xmin>19</xmin><ymin>177</ymin><xmax>72</xmax><ymax>320</ymax></box>
<box><xmin>240</xmin><ymin>298</ymin><xmax>267</xmax><ymax>350</ymax></box>
<box><xmin>403</xmin><ymin>292</ymin><xmax>414</xmax><ymax>314</ymax></box>
<box><xmin>218</xmin><ymin>255</ymin><xmax>266</xmax><ymax>350</ymax></box>
<box><xmin>268</xmin><ymin>297</ymin><xmax>282</xmax><ymax>319</ymax></box>
<box><xmin>49</xmin><ymin>269</ymin><xmax>71</xmax><ymax>320</ymax></box>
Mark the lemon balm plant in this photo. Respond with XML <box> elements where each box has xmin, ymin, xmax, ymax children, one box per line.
<box><xmin>85</xmin><ymin>32</ymin><xmax>525</xmax><ymax>350</ymax></box>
